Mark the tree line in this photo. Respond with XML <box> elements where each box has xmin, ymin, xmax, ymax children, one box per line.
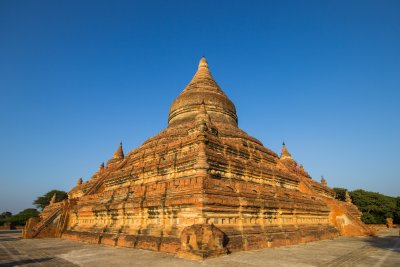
<box><xmin>0</xmin><ymin>190</ymin><xmax>67</xmax><ymax>227</ymax></box>
<box><xmin>333</xmin><ymin>188</ymin><xmax>400</xmax><ymax>224</ymax></box>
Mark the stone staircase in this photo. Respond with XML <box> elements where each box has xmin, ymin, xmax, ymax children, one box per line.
<box><xmin>343</xmin><ymin>203</ymin><xmax>372</xmax><ymax>234</ymax></box>
<box><xmin>26</xmin><ymin>160</ymin><xmax>128</xmax><ymax>238</ymax></box>
<box><xmin>29</xmin><ymin>207</ymin><xmax>62</xmax><ymax>238</ymax></box>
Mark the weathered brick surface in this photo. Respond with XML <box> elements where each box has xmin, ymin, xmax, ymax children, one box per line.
<box><xmin>24</xmin><ymin>57</ymin><xmax>369</xmax><ymax>259</ymax></box>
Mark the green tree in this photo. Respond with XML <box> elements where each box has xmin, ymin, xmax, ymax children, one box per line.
<box><xmin>0</xmin><ymin>209</ymin><xmax>39</xmax><ymax>226</ymax></box>
<box><xmin>350</xmin><ymin>189</ymin><xmax>397</xmax><ymax>224</ymax></box>
<box><xmin>0</xmin><ymin>211</ymin><xmax>12</xmax><ymax>218</ymax></box>
<box><xmin>360</xmin><ymin>212</ymin><xmax>377</xmax><ymax>224</ymax></box>
<box><xmin>9</xmin><ymin>208</ymin><xmax>39</xmax><ymax>226</ymax></box>
<box><xmin>394</xmin><ymin>197</ymin><xmax>400</xmax><ymax>224</ymax></box>
<box><xmin>33</xmin><ymin>189</ymin><xmax>68</xmax><ymax>210</ymax></box>
<box><xmin>333</xmin><ymin>188</ymin><xmax>347</xmax><ymax>201</ymax></box>
<box><xmin>0</xmin><ymin>211</ymin><xmax>13</xmax><ymax>226</ymax></box>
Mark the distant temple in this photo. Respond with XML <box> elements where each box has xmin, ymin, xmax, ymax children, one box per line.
<box><xmin>23</xmin><ymin>58</ymin><xmax>369</xmax><ymax>260</ymax></box>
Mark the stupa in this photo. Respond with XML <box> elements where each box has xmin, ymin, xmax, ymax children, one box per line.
<box><xmin>23</xmin><ymin>58</ymin><xmax>369</xmax><ymax>260</ymax></box>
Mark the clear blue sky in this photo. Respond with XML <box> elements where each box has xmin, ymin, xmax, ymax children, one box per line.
<box><xmin>1</xmin><ymin>0</ymin><xmax>399</xmax><ymax>213</ymax></box>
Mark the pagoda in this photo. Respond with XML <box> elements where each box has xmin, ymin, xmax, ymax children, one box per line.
<box><xmin>23</xmin><ymin>58</ymin><xmax>369</xmax><ymax>260</ymax></box>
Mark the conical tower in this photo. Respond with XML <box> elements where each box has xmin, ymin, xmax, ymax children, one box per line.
<box><xmin>190</xmin><ymin>100</ymin><xmax>217</xmax><ymax>134</ymax></box>
<box><xmin>168</xmin><ymin>57</ymin><xmax>238</xmax><ymax>128</ymax></box>
<box><xmin>280</xmin><ymin>142</ymin><xmax>292</xmax><ymax>160</ymax></box>
<box><xmin>27</xmin><ymin>57</ymin><xmax>369</xmax><ymax>260</ymax></box>
<box><xmin>321</xmin><ymin>176</ymin><xmax>327</xmax><ymax>186</ymax></box>
<box><xmin>107</xmin><ymin>142</ymin><xmax>124</xmax><ymax>166</ymax></box>
<box><xmin>50</xmin><ymin>193</ymin><xmax>57</xmax><ymax>204</ymax></box>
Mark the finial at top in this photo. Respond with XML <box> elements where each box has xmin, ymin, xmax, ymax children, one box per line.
<box><xmin>112</xmin><ymin>142</ymin><xmax>124</xmax><ymax>160</ymax></box>
<box><xmin>199</xmin><ymin>57</ymin><xmax>208</xmax><ymax>68</ymax></box>
<box><xmin>282</xmin><ymin>141</ymin><xmax>285</xmax><ymax>146</ymax></box>
<box><xmin>321</xmin><ymin>176</ymin><xmax>327</xmax><ymax>186</ymax></box>
<box><xmin>345</xmin><ymin>191</ymin><xmax>352</xmax><ymax>203</ymax></box>
<box><xmin>280</xmin><ymin>142</ymin><xmax>292</xmax><ymax>160</ymax></box>
<box><xmin>50</xmin><ymin>193</ymin><xmax>57</xmax><ymax>204</ymax></box>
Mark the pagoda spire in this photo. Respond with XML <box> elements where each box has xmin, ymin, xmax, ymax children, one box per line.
<box><xmin>321</xmin><ymin>176</ymin><xmax>327</xmax><ymax>186</ymax></box>
<box><xmin>107</xmin><ymin>142</ymin><xmax>125</xmax><ymax>166</ymax></box>
<box><xmin>189</xmin><ymin>57</ymin><xmax>214</xmax><ymax>86</ymax></box>
<box><xmin>192</xmin><ymin>100</ymin><xmax>218</xmax><ymax>135</ymax></box>
<box><xmin>168</xmin><ymin>57</ymin><xmax>238</xmax><ymax>128</ymax></box>
<box><xmin>280</xmin><ymin>142</ymin><xmax>292</xmax><ymax>160</ymax></box>
<box><xmin>345</xmin><ymin>191</ymin><xmax>352</xmax><ymax>203</ymax></box>
<box><xmin>196</xmin><ymin>100</ymin><xmax>212</xmax><ymax>125</ymax></box>
<box><xmin>181</xmin><ymin>57</ymin><xmax>223</xmax><ymax>95</ymax></box>
<box><xmin>112</xmin><ymin>142</ymin><xmax>124</xmax><ymax>160</ymax></box>
<box><xmin>199</xmin><ymin>56</ymin><xmax>208</xmax><ymax>68</ymax></box>
<box><xmin>50</xmin><ymin>193</ymin><xmax>57</xmax><ymax>204</ymax></box>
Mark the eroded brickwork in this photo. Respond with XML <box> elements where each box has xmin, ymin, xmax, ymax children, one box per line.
<box><xmin>24</xmin><ymin>58</ymin><xmax>370</xmax><ymax>260</ymax></box>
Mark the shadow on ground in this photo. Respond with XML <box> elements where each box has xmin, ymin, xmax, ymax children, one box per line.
<box><xmin>1</xmin><ymin>257</ymin><xmax>53</xmax><ymax>267</ymax></box>
<box><xmin>362</xmin><ymin>235</ymin><xmax>400</xmax><ymax>253</ymax></box>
